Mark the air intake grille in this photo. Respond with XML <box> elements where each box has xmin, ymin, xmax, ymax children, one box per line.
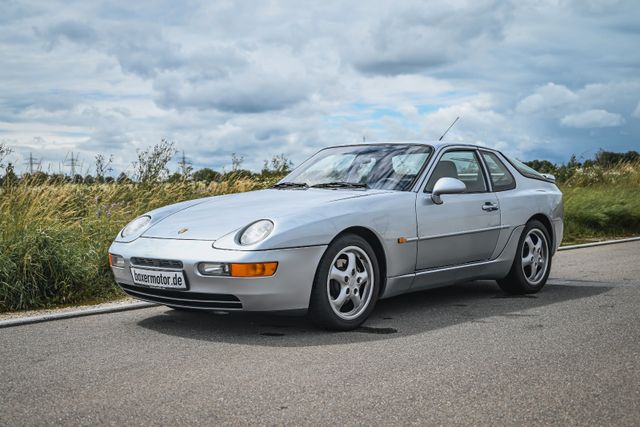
<box><xmin>130</xmin><ymin>257</ymin><xmax>183</xmax><ymax>269</ymax></box>
<box><xmin>119</xmin><ymin>283</ymin><xmax>243</xmax><ymax>310</ymax></box>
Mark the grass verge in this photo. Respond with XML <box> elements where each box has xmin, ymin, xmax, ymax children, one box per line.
<box><xmin>1</xmin><ymin>162</ymin><xmax>638</xmax><ymax>312</ymax></box>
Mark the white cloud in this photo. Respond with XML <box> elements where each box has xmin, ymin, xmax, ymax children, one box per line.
<box><xmin>1</xmin><ymin>0</ymin><xmax>640</xmax><ymax>174</ymax></box>
<box><xmin>561</xmin><ymin>109</ymin><xmax>625</xmax><ymax>128</ymax></box>
<box><xmin>516</xmin><ymin>83</ymin><xmax>578</xmax><ymax>114</ymax></box>
<box><xmin>351</xmin><ymin>0</ymin><xmax>512</xmax><ymax>75</ymax></box>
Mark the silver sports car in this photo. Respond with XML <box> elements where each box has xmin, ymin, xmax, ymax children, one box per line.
<box><xmin>109</xmin><ymin>142</ymin><xmax>563</xmax><ymax>330</ymax></box>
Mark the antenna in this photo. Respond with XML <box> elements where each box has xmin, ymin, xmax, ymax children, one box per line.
<box><xmin>438</xmin><ymin>116</ymin><xmax>460</xmax><ymax>141</ymax></box>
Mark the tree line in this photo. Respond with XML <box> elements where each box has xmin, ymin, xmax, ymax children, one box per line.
<box><xmin>524</xmin><ymin>149</ymin><xmax>639</xmax><ymax>182</ymax></box>
<box><xmin>0</xmin><ymin>140</ymin><xmax>293</xmax><ymax>186</ymax></box>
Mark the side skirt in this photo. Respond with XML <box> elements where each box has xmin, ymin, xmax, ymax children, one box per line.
<box><xmin>380</xmin><ymin>225</ymin><xmax>524</xmax><ymax>299</ymax></box>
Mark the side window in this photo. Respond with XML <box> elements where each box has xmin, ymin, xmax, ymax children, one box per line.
<box><xmin>425</xmin><ymin>150</ymin><xmax>487</xmax><ymax>193</ymax></box>
<box><xmin>481</xmin><ymin>152</ymin><xmax>516</xmax><ymax>191</ymax></box>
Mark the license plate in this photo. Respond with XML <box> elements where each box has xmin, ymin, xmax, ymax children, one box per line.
<box><xmin>130</xmin><ymin>267</ymin><xmax>187</xmax><ymax>289</ymax></box>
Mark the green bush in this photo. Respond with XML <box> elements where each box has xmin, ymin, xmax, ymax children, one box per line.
<box><xmin>0</xmin><ymin>226</ymin><xmax>118</xmax><ymax>310</ymax></box>
<box><xmin>557</xmin><ymin>160</ymin><xmax>640</xmax><ymax>244</ymax></box>
<box><xmin>561</xmin><ymin>186</ymin><xmax>640</xmax><ymax>244</ymax></box>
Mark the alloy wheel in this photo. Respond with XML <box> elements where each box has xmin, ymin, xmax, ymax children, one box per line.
<box><xmin>326</xmin><ymin>246</ymin><xmax>374</xmax><ymax>320</ymax></box>
<box><xmin>521</xmin><ymin>228</ymin><xmax>549</xmax><ymax>285</ymax></box>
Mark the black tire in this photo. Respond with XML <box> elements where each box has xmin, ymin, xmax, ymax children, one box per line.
<box><xmin>308</xmin><ymin>234</ymin><xmax>381</xmax><ymax>331</ymax></box>
<box><xmin>497</xmin><ymin>220</ymin><xmax>552</xmax><ymax>294</ymax></box>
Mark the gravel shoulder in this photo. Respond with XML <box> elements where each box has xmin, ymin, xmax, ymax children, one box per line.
<box><xmin>0</xmin><ymin>297</ymin><xmax>138</xmax><ymax>322</ymax></box>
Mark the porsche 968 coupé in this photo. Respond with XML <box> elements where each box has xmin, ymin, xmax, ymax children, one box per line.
<box><xmin>109</xmin><ymin>142</ymin><xmax>563</xmax><ymax>330</ymax></box>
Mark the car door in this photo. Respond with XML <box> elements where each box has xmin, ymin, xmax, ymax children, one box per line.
<box><xmin>415</xmin><ymin>149</ymin><xmax>501</xmax><ymax>270</ymax></box>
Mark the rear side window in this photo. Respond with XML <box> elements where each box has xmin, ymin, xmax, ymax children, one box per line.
<box><xmin>481</xmin><ymin>152</ymin><xmax>516</xmax><ymax>191</ymax></box>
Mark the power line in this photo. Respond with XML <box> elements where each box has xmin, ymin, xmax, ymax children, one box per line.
<box><xmin>178</xmin><ymin>150</ymin><xmax>192</xmax><ymax>176</ymax></box>
<box><xmin>23</xmin><ymin>152</ymin><xmax>42</xmax><ymax>174</ymax></box>
<box><xmin>64</xmin><ymin>151</ymin><xmax>80</xmax><ymax>176</ymax></box>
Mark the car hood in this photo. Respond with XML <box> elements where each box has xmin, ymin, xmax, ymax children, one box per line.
<box><xmin>141</xmin><ymin>188</ymin><xmax>386</xmax><ymax>241</ymax></box>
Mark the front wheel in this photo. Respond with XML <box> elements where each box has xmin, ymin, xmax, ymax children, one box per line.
<box><xmin>308</xmin><ymin>234</ymin><xmax>380</xmax><ymax>331</ymax></box>
<box><xmin>497</xmin><ymin>220</ymin><xmax>552</xmax><ymax>294</ymax></box>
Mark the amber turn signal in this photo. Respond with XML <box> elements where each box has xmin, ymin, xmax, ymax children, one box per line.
<box><xmin>230</xmin><ymin>262</ymin><xmax>278</xmax><ymax>277</ymax></box>
<box><xmin>109</xmin><ymin>253</ymin><xmax>125</xmax><ymax>268</ymax></box>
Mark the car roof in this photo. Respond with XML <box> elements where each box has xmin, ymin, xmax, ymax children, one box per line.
<box><xmin>328</xmin><ymin>141</ymin><xmax>499</xmax><ymax>152</ymax></box>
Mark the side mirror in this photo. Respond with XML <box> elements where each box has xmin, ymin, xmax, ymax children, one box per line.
<box><xmin>431</xmin><ymin>177</ymin><xmax>466</xmax><ymax>205</ymax></box>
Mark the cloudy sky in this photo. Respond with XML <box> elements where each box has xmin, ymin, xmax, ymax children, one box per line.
<box><xmin>1</xmin><ymin>0</ymin><xmax>639</xmax><ymax>175</ymax></box>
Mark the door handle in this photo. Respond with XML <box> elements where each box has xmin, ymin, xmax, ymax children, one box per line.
<box><xmin>482</xmin><ymin>202</ymin><xmax>499</xmax><ymax>212</ymax></box>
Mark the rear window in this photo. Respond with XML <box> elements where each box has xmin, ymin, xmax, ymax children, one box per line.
<box><xmin>504</xmin><ymin>155</ymin><xmax>550</xmax><ymax>182</ymax></box>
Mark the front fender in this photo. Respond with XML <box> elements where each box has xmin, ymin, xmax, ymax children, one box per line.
<box><xmin>212</xmin><ymin>191</ymin><xmax>418</xmax><ymax>279</ymax></box>
<box><xmin>212</xmin><ymin>208</ymin><xmax>339</xmax><ymax>250</ymax></box>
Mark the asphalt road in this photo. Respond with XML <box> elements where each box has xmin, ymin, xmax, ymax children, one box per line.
<box><xmin>2</xmin><ymin>242</ymin><xmax>640</xmax><ymax>426</ymax></box>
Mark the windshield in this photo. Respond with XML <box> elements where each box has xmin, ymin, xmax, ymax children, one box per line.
<box><xmin>281</xmin><ymin>144</ymin><xmax>433</xmax><ymax>191</ymax></box>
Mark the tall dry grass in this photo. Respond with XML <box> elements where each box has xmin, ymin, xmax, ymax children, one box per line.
<box><xmin>1</xmin><ymin>161</ymin><xmax>638</xmax><ymax>312</ymax></box>
<box><xmin>0</xmin><ymin>176</ymin><xmax>279</xmax><ymax>312</ymax></box>
<box><xmin>559</xmin><ymin>160</ymin><xmax>640</xmax><ymax>244</ymax></box>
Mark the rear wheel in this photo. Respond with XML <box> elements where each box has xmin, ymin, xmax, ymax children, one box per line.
<box><xmin>497</xmin><ymin>220</ymin><xmax>552</xmax><ymax>294</ymax></box>
<box><xmin>308</xmin><ymin>234</ymin><xmax>380</xmax><ymax>330</ymax></box>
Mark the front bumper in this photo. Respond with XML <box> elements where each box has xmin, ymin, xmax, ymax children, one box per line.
<box><xmin>109</xmin><ymin>237</ymin><xmax>327</xmax><ymax>312</ymax></box>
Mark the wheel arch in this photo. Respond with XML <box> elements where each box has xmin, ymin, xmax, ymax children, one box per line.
<box><xmin>333</xmin><ymin>226</ymin><xmax>388</xmax><ymax>297</ymax></box>
<box><xmin>528</xmin><ymin>213</ymin><xmax>554</xmax><ymax>253</ymax></box>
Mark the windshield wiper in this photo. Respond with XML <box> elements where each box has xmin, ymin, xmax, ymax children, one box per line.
<box><xmin>310</xmin><ymin>181</ymin><xmax>368</xmax><ymax>189</ymax></box>
<box><xmin>271</xmin><ymin>181</ymin><xmax>309</xmax><ymax>189</ymax></box>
